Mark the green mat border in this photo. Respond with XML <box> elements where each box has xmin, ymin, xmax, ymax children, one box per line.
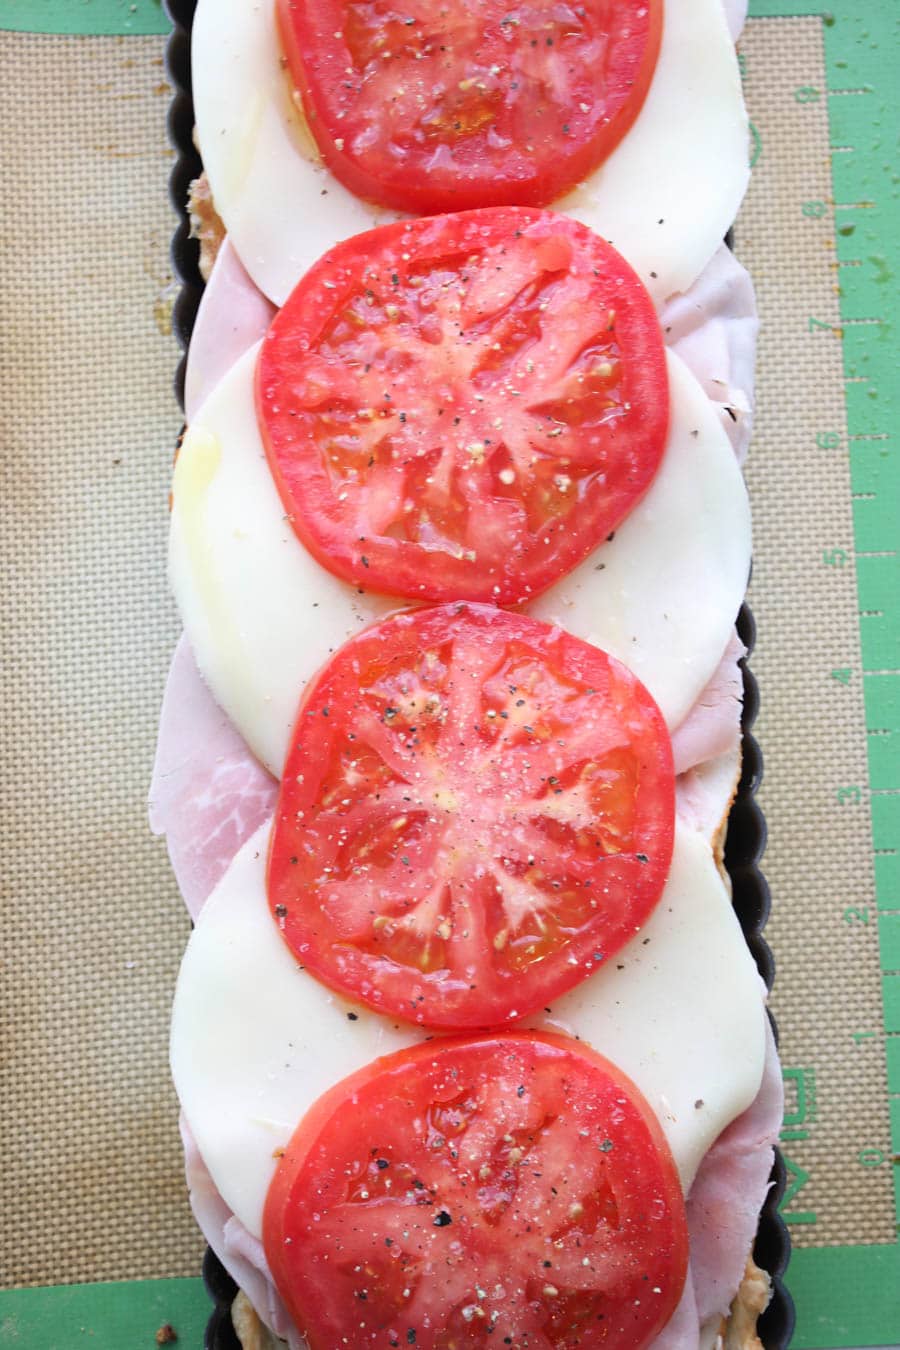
<box><xmin>748</xmin><ymin>0</ymin><xmax>900</xmax><ymax>1346</ymax></box>
<box><xmin>0</xmin><ymin>0</ymin><xmax>168</xmax><ymax>34</ymax></box>
<box><xmin>0</xmin><ymin>1278</ymin><xmax>207</xmax><ymax>1348</ymax></box>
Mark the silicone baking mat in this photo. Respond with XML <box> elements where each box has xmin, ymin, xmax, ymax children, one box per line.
<box><xmin>0</xmin><ymin>0</ymin><xmax>897</xmax><ymax>1345</ymax></box>
<box><xmin>735</xmin><ymin>4</ymin><xmax>900</xmax><ymax>1345</ymax></box>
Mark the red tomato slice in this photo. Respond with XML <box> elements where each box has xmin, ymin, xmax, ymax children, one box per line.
<box><xmin>263</xmin><ymin>1032</ymin><xmax>688</xmax><ymax>1350</ymax></box>
<box><xmin>268</xmin><ymin>605</ymin><xmax>674</xmax><ymax>1029</ymax></box>
<box><xmin>275</xmin><ymin>0</ymin><xmax>663</xmax><ymax>215</ymax></box>
<box><xmin>257</xmin><ymin>208</ymin><xmax>669</xmax><ymax>607</ymax></box>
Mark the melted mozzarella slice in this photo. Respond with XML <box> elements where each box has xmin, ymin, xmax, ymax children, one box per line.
<box><xmin>193</xmin><ymin>0</ymin><xmax>748</xmax><ymax>307</ymax></box>
<box><xmin>171</xmin><ymin>820</ymin><xmax>767</xmax><ymax>1240</ymax></box>
<box><xmin>169</xmin><ymin>344</ymin><xmax>750</xmax><ymax>777</ymax></box>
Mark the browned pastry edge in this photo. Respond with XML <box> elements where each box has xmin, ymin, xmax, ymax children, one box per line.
<box><xmin>188</xmin><ymin>168</ymin><xmax>225</xmax><ymax>282</ymax></box>
<box><xmin>232</xmin><ymin>1291</ymin><xmax>284</xmax><ymax>1350</ymax></box>
<box><xmin>718</xmin><ymin>1255</ymin><xmax>773</xmax><ymax>1350</ymax></box>
<box><xmin>712</xmin><ymin>748</ymin><xmax>742</xmax><ymax>875</ymax></box>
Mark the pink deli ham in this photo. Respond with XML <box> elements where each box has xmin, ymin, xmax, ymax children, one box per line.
<box><xmin>184</xmin><ymin>238</ymin><xmax>275</xmax><ymax>423</ymax></box>
<box><xmin>150</xmin><ymin>634</ymin><xmax>276</xmax><ymax>919</ymax></box>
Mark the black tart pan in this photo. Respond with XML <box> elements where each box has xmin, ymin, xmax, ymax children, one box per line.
<box><xmin>163</xmin><ymin>5</ymin><xmax>793</xmax><ymax>1343</ymax></box>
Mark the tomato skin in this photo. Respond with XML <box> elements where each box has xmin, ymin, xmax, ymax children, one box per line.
<box><xmin>268</xmin><ymin>604</ymin><xmax>674</xmax><ymax>1030</ymax></box>
<box><xmin>275</xmin><ymin>0</ymin><xmax>663</xmax><ymax>216</ymax></box>
<box><xmin>257</xmin><ymin>207</ymin><xmax>670</xmax><ymax>607</ymax></box>
<box><xmin>263</xmin><ymin>1032</ymin><xmax>688</xmax><ymax>1350</ymax></box>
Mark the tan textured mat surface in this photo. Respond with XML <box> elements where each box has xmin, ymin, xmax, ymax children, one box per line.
<box><xmin>0</xmin><ymin>33</ymin><xmax>199</xmax><ymax>1286</ymax></box>
<box><xmin>735</xmin><ymin>18</ymin><xmax>891</xmax><ymax>1246</ymax></box>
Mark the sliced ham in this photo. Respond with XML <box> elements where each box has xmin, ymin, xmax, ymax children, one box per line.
<box><xmin>676</xmin><ymin>749</ymin><xmax>742</xmax><ymax>848</ymax></box>
<box><xmin>149</xmin><ymin>635</ymin><xmax>276</xmax><ymax>919</ymax></box>
<box><xmin>185</xmin><ymin>237</ymin><xmax>275</xmax><ymax>423</ymax></box>
<box><xmin>662</xmin><ymin>246</ymin><xmax>758</xmax><ymax>465</ymax></box>
<box><xmin>672</xmin><ymin>632</ymin><xmax>745</xmax><ymax>777</ymax></box>
<box><xmin>688</xmin><ymin>1017</ymin><xmax>783</xmax><ymax>1328</ymax></box>
<box><xmin>181</xmin><ymin>1116</ymin><xmax>299</xmax><ymax>1346</ymax></box>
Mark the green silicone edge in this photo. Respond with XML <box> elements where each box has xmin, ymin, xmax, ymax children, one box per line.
<box><xmin>0</xmin><ymin>1278</ymin><xmax>208</xmax><ymax>1347</ymax></box>
<box><xmin>788</xmin><ymin>1247</ymin><xmax>900</xmax><ymax>1347</ymax></box>
<box><xmin>0</xmin><ymin>0</ymin><xmax>169</xmax><ymax>35</ymax></box>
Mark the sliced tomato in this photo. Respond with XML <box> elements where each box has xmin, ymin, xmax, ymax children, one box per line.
<box><xmin>263</xmin><ymin>1032</ymin><xmax>688</xmax><ymax>1350</ymax></box>
<box><xmin>268</xmin><ymin>605</ymin><xmax>674</xmax><ymax>1029</ymax></box>
<box><xmin>275</xmin><ymin>0</ymin><xmax>663</xmax><ymax>214</ymax></box>
<box><xmin>257</xmin><ymin>208</ymin><xmax>669</xmax><ymax>606</ymax></box>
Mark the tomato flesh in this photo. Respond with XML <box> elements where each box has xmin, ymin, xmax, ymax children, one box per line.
<box><xmin>268</xmin><ymin>605</ymin><xmax>674</xmax><ymax>1029</ymax></box>
<box><xmin>275</xmin><ymin>0</ymin><xmax>663</xmax><ymax>214</ymax></box>
<box><xmin>257</xmin><ymin>208</ymin><xmax>669</xmax><ymax>606</ymax></box>
<box><xmin>263</xmin><ymin>1033</ymin><xmax>688</xmax><ymax>1350</ymax></box>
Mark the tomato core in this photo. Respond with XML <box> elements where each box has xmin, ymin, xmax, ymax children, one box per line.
<box><xmin>268</xmin><ymin>604</ymin><xmax>674</xmax><ymax>1029</ymax></box>
<box><xmin>275</xmin><ymin>0</ymin><xmax>664</xmax><ymax>214</ymax></box>
<box><xmin>263</xmin><ymin>1033</ymin><xmax>688</xmax><ymax>1350</ymax></box>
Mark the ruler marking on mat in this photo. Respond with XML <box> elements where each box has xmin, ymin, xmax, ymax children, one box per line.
<box><xmin>745</xmin><ymin>1</ymin><xmax>900</xmax><ymax>1344</ymax></box>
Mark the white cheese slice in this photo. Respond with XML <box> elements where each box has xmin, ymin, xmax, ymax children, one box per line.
<box><xmin>171</xmin><ymin>819</ymin><xmax>767</xmax><ymax>1240</ymax></box>
<box><xmin>169</xmin><ymin>345</ymin><xmax>750</xmax><ymax>776</ymax></box>
<box><xmin>192</xmin><ymin>0</ymin><xmax>749</xmax><ymax>307</ymax></box>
